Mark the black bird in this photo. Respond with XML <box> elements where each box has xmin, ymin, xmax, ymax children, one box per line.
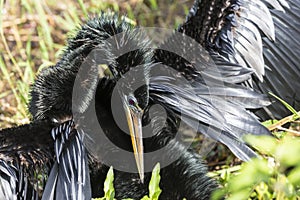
<box><xmin>1</xmin><ymin>0</ymin><xmax>299</xmax><ymax>198</ymax></box>
<box><xmin>176</xmin><ymin>0</ymin><xmax>300</xmax><ymax>120</ymax></box>
<box><xmin>0</xmin><ymin>11</ymin><xmax>268</xmax><ymax>199</ymax></box>
<box><xmin>1</xmin><ymin>14</ymin><xmax>220</xmax><ymax>200</ymax></box>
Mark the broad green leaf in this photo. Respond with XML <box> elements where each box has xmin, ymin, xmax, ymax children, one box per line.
<box><xmin>245</xmin><ymin>135</ymin><xmax>277</xmax><ymax>155</ymax></box>
<box><xmin>288</xmin><ymin>166</ymin><xmax>300</xmax><ymax>185</ymax></box>
<box><xmin>275</xmin><ymin>137</ymin><xmax>300</xmax><ymax>166</ymax></box>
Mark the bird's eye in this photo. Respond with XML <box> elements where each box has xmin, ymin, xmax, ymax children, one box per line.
<box><xmin>127</xmin><ymin>95</ymin><xmax>143</xmax><ymax>112</ymax></box>
<box><xmin>127</xmin><ymin>96</ymin><xmax>136</xmax><ymax>106</ymax></box>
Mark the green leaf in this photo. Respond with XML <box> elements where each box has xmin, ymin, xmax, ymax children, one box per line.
<box><xmin>227</xmin><ymin>190</ymin><xmax>251</xmax><ymax>200</ymax></box>
<box><xmin>245</xmin><ymin>135</ymin><xmax>277</xmax><ymax>155</ymax></box>
<box><xmin>211</xmin><ymin>188</ymin><xmax>227</xmax><ymax>200</ymax></box>
<box><xmin>229</xmin><ymin>159</ymin><xmax>273</xmax><ymax>192</ymax></box>
<box><xmin>288</xmin><ymin>166</ymin><xmax>300</xmax><ymax>185</ymax></box>
<box><xmin>148</xmin><ymin>163</ymin><xmax>162</xmax><ymax>200</ymax></box>
<box><xmin>262</xmin><ymin>119</ymin><xmax>279</xmax><ymax>127</ymax></box>
<box><xmin>104</xmin><ymin>166</ymin><xmax>115</xmax><ymax>200</ymax></box>
<box><xmin>148</xmin><ymin>0</ymin><xmax>158</xmax><ymax>10</ymax></box>
<box><xmin>275</xmin><ymin>137</ymin><xmax>300</xmax><ymax>166</ymax></box>
<box><xmin>140</xmin><ymin>196</ymin><xmax>150</xmax><ymax>200</ymax></box>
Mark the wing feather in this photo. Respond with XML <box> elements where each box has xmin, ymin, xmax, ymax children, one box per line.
<box><xmin>42</xmin><ymin>121</ymin><xmax>91</xmax><ymax>200</ymax></box>
<box><xmin>0</xmin><ymin>120</ymin><xmax>55</xmax><ymax>200</ymax></box>
<box><xmin>178</xmin><ymin>0</ymin><xmax>300</xmax><ymax>120</ymax></box>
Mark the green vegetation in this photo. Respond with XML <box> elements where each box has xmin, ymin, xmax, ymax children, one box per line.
<box><xmin>93</xmin><ymin>163</ymin><xmax>162</xmax><ymax>200</ymax></box>
<box><xmin>210</xmin><ymin>97</ymin><xmax>300</xmax><ymax>199</ymax></box>
<box><xmin>212</xmin><ymin>134</ymin><xmax>300</xmax><ymax>200</ymax></box>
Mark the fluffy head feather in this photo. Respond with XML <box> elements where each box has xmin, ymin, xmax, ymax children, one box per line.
<box><xmin>29</xmin><ymin>13</ymin><xmax>153</xmax><ymax>120</ymax></box>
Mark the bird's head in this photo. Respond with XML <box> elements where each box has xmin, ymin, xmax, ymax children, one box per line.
<box><xmin>92</xmin><ymin>22</ymin><xmax>152</xmax><ymax>183</ymax></box>
<box><xmin>30</xmin><ymin>13</ymin><xmax>152</xmax><ymax>182</ymax></box>
<box><xmin>91</xmin><ymin>36</ymin><xmax>151</xmax><ymax>183</ymax></box>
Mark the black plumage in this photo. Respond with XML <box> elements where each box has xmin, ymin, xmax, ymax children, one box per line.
<box><xmin>0</xmin><ymin>120</ymin><xmax>55</xmax><ymax>199</ymax></box>
<box><xmin>2</xmin><ymin>14</ymin><xmax>219</xmax><ymax>199</ymax></box>
<box><xmin>177</xmin><ymin>0</ymin><xmax>300</xmax><ymax>120</ymax></box>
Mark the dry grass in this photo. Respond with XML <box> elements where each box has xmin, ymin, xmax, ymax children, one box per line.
<box><xmin>0</xmin><ymin>0</ymin><xmax>191</xmax><ymax>128</ymax></box>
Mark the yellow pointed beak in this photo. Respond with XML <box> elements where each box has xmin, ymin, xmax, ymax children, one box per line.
<box><xmin>123</xmin><ymin>101</ymin><xmax>144</xmax><ymax>183</ymax></box>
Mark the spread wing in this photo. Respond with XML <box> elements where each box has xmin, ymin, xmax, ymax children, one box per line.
<box><xmin>178</xmin><ymin>0</ymin><xmax>300</xmax><ymax>119</ymax></box>
<box><xmin>153</xmin><ymin>24</ymin><xmax>272</xmax><ymax>161</ymax></box>
<box><xmin>254</xmin><ymin>0</ymin><xmax>300</xmax><ymax>119</ymax></box>
<box><xmin>150</xmin><ymin>60</ymin><xmax>271</xmax><ymax>161</ymax></box>
<box><xmin>0</xmin><ymin>120</ymin><xmax>55</xmax><ymax>200</ymax></box>
<box><xmin>0</xmin><ymin>120</ymin><xmax>91</xmax><ymax>200</ymax></box>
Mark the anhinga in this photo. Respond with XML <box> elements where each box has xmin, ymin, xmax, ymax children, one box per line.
<box><xmin>0</xmin><ymin>0</ymin><xmax>299</xmax><ymax>199</ymax></box>
<box><xmin>1</xmin><ymin>14</ymin><xmax>220</xmax><ymax>200</ymax></box>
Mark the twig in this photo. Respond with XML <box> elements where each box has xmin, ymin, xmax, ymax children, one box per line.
<box><xmin>277</xmin><ymin>126</ymin><xmax>300</xmax><ymax>136</ymax></box>
<box><xmin>267</xmin><ymin>111</ymin><xmax>300</xmax><ymax>131</ymax></box>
